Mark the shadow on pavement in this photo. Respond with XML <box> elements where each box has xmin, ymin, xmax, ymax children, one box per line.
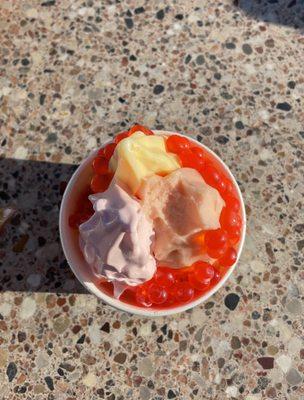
<box><xmin>235</xmin><ymin>0</ymin><xmax>304</xmax><ymax>30</ymax></box>
<box><xmin>0</xmin><ymin>157</ymin><xmax>88</xmax><ymax>294</ymax></box>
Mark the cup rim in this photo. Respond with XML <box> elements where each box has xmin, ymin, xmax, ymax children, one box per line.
<box><xmin>59</xmin><ymin>130</ymin><xmax>246</xmax><ymax>317</ymax></box>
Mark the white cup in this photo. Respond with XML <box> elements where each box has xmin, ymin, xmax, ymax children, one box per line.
<box><xmin>59</xmin><ymin>131</ymin><xmax>246</xmax><ymax>316</ymax></box>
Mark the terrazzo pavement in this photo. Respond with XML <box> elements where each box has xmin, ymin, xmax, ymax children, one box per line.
<box><xmin>0</xmin><ymin>0</ymin><xmax>303</xmax><ymax>399</ymax></box>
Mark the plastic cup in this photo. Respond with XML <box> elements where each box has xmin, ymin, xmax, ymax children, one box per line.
<box><xmin>59</xmin><ymin>131</ymin><xmax>246</xmax><ymax>316</ymax></box>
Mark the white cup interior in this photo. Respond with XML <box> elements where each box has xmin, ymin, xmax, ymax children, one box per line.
<box><xmin>59</xmin><ymin>131</ymin><xmax>246</xmax><ymax>317</ymax></box>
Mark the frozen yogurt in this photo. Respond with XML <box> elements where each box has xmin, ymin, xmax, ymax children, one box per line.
<box><xmin>139</xmin><ymin>168</ymin><xmax>225</xmax><ymax>267</ymax></box>
<box><xmin>79</xmin><ymin>182</ymin><xmax>156</xmax><ymax>297</ymax></box>
<box><xmin>109</xmin><ymin>132</ymin><xmax>180</xmax><ymax>194</ymax></box>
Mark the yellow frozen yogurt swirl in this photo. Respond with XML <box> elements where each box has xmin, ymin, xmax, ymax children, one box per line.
<box><xmin>109</xmin><ymin>132</ymin><xmax>181</xmax><ymax>194</ymax></box>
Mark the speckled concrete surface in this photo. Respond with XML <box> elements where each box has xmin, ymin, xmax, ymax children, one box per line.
<box><xmin>0</xmin><ymin>0</ymin><xmax>304</xmax><ymax>399</ymax></box>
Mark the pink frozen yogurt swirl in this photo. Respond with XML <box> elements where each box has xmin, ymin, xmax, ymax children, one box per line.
<box><xmin>79</xmin><ymin>182</ymin><xmax>156</xmax><ymax>298</ymax></box>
